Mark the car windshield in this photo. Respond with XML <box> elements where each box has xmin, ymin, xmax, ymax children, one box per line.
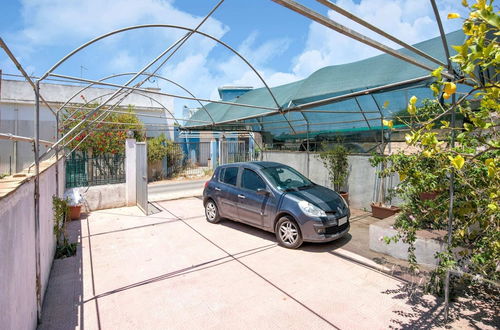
<box><xmin>261</xmin><ymin>165</ymin><xmax>313</xmax><ymax>191</ymax></box>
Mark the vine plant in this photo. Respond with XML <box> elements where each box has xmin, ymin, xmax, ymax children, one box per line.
<box><xmin>373</xmin><ymin>0</ymin><xmax>499</xmax><ymax>293</ymax></box>
<box><xmin>52</xmin><ymin>196</ymin><xmax>77</xmax><ymax>258</ymax></box>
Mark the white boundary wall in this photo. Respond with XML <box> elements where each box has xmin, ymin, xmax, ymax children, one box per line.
<box><xmin>262</xmin><ymin>151</ymin><xmax>387</xmax><ymax>210</ymax></box>
<box><xmin>0</xmin><ymin>159</ymin><xmax>65</xmax><ymax>330</ymax></box>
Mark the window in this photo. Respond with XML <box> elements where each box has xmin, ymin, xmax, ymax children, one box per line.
<box><xmin>218</xmin><ymin>168</ymin><xmax>225</xmax><ymax>182</ymax></box>
<box><xmin>261</xmin><ymin>165</ymin><xmax>312</xmax><ymax>191</ymax></box>
<box><xmin>221</xmin><ymin>167</ymin><xmax>238</xmax><ymax>186</ymax></box>
<box><xmin>241</xmin><ymin>169</ymin><xmax>266</xmax><ymax>192</ymax></box>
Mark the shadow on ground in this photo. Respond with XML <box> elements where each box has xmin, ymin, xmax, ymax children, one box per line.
<box><xmin>384</xmin><ymin>282</ymin><xmax>500</xmax><ymax>329</ymax></box>
<box><xmin>38</xmin><ymin>215</ymin><xmax>84</xmax><ymax>330</ymax></box>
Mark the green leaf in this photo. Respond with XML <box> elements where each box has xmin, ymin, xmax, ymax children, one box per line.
<box><xmin>431</xmin><ymin>67</ymin><xmax>443</xmax><ymax>80</ymax></box>
<box><xmin>449</xmin><ymin>155</ymin><xmax>465</xmax><ymax>170</ymax></box>
<box><xmin>479</xmin><ymin>9</ymin><xmax>500</xmax><ymax>28</ymax></box>
<box><xmin>399</xmin><ymin>172</ymin><xmax>407</xmax><ymax>181</ymax></box>
<box><xmin>487</xmin><ymin>203</ymin><xmax>498</xmax><ymax>211</ymax></box>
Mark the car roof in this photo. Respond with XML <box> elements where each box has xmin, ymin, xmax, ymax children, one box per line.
<box><xmin>218</xmin><ymin>161</ymin><xmax>284</xmax><ymax>170</ymax></box>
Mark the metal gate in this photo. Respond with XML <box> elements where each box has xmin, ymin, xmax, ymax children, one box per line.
<box><xmin>136</xmin><ymin>142</ymin><xmax>148</xmax><ymax>214</ymax></box>
<box><xmin>220</xmin><ymin>140</ymin><xmax>251</xmax><ymax>164</ymax></box>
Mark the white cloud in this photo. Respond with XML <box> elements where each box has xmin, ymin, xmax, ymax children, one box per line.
<box><xmin>109</xmin><ymin>50</ymin><xmax>137</xmax><ymax>72</ymax></box>
<box><xmin>4</xmin><ymin>0</ymin><xmax>468</xmax><ymax>120</ymax></box>
<box><xmin>19</xmin><ymin>0</ymin><xmax>227</xmax><ymax>46</ymax></box>
<box><xmin>290</xmin><ymin>0</ymin><xmax>466</xmax><ymax>77</ymax></box>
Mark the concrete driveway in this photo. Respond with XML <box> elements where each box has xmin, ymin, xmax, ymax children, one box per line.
<box><xmin>39</xmin><ymin>197</ymin><xmax>496</xmax><ymax>329</ymax></box>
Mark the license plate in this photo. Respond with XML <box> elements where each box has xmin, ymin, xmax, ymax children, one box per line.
<box><xmin>338</xmin><ymin>216</ymin><xmax>347</xmax><ymax>226</ymax></box>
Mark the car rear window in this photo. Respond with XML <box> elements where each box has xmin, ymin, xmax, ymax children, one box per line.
<box><xmin>221</xmin><ymin>167</ymin><xmax>238</xmax><ymax>186</ymax></box>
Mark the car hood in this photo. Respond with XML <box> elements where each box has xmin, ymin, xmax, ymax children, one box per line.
<box><xmin>285</xmin><ymin>185</ymin><xmax>348</xmax><ymax>216</ymax></box>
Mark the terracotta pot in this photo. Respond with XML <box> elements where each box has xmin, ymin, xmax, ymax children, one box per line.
<box><xmin>69</xmin><ymin>205</ymin><xmax>82</xmax><ymax>220</ymax></box>
<box><xmin>419</xmin><ymin>191</ymin><xmax>439</xmax><ymax>201</ymax></box>
<box><xmin>340</xmin><ymin>192</ymin><xmax>349</xmax><ymax>205</ymax></box>
<box><xmin>370</xmin><ymin>203</ymin><xmax>400</xmax><ymax>219</ymax></box>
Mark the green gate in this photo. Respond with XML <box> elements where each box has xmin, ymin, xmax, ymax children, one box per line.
<box><xmin>65</xmin><ymin>152</ymin><xmax>125</xmax><ymax>188</ymax></box>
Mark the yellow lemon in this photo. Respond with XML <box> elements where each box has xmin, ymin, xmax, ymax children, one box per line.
<box><xmin>444</xmin><ymin>82</ymin><xmax>457</xmax><ymax>95</ymax></box>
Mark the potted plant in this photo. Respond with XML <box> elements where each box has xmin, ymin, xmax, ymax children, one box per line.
<box><xmin>64</xmin><ymin>188</ymin><xmax>84</xmax><ymax>220</ymax></box>
<box><xmin>317</xmin><ymin>142</ymin><xmax>350</xmax><ymax>204</ymax></box>
<box><xmin>369</xmin><ymin>153</ymin><xmax>400</xmax><ymax>219</ymax></box>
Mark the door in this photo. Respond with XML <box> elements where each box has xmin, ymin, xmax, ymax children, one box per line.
<box><xmin>217</xmin><ymin>166</ymin><xmax>239</xmax><ymax>219</ymax></box>
<box><xmin>136</xmin><ymin>142</ymin><xmax>148</xmax><ymax>215</ymax></box>
<box><xmin>237</xmin><ymin>168</ymin><xmax>274</xmax><ymax>227</ymax></box>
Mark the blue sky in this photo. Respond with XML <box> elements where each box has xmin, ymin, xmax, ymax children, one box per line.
<box><xmin>0</xmin><ymin>0</ymin><xmax>466</xmax><ymax>117</ymax></box>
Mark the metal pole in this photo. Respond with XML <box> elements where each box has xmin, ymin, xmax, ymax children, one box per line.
<box><xmin>0</xmin><ymin>38</ymin><xmax>57</xmax><ymax>116</ymax></box>
<box><xmin>55</xmin><ymin>112</ymin><xmax>59</xmax><ymax>197</ymax></box>
<box><xmin>33</xmin><ymin>80</ymin><xmax>42</xmax><ymax>323</ymax></box>
<box><xmin>271</xmin><ymin>0</ymin><xmax>453</xmax><ymax>78</ymax></box>
<box><xmin>316</xmin><ymin>0</ymin><xmax>447</xmax><ymax>67</ymax></box>
<box><xmin>50</xmin><ymin>73</ymin><xmax>279</xmax><ymax>112</ymax></box>
<box><xmin>430</xmin><ymin>0</ymin><xmax>456</xmax><ymax>320</ymax></box>
<box><xmin>369</xmin><ymin>94</ymin><xmax>385</xmax><ymax>153</ymax></box>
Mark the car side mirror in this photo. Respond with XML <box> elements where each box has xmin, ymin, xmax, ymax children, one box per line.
<box><xmin>256</xmin><ymin>188</ymin><xmax>270</xmax><ymax>195</ymax></box>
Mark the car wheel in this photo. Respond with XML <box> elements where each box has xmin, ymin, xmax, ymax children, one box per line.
<box><xmin>205</xmin><ymin>200</ymin><xmax>221</xmax><ymax>224</ymax></box>
<box><xmin>275</xmin><ymin>216</ymin><xmax>303</xmax><ymax>249</ymax></box>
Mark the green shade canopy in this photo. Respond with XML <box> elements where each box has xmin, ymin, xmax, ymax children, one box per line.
<box><xmin>186</xmin><ymin>30</ymin><xmax>466</xmax><ymax>138</ymax></box>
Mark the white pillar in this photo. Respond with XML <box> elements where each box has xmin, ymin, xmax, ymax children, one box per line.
<box><xmin>125</xmin><ymin>139</ymin><xmax>137</xmax><ymax>206</ymax></box>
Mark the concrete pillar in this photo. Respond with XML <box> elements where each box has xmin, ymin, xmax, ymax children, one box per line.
<box><xmin>210</xmin><ymin>139</ymin><xmax>217</xmax><ymax>169</ymax></box>
<box><xmin>125</xmin><ymin>139</ymin><xmax>137</xmax><ymax>206</ymax></box>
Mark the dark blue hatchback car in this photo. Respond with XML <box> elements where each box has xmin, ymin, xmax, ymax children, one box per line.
<box><xmin>203</xmin><ymin>161</ymin><xmax>350</xmax><ymax>248</ymax></box>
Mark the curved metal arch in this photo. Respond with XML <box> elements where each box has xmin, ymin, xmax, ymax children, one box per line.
<box><xmin>40</xmin><ymin>24</ymin><xmax>282</xmax><ymax>110</ymax></box>
<box><xmin>57</xmin><ymin>71</ymin><xmax>215</xmax><ymax>124</ymax></box>
<box><xmin>59</xmin><ymin>89</ymin><xmax>186</xmax><ymax>132</ymax></box>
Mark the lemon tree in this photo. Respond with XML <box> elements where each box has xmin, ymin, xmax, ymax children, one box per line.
<box><xmin>377</xmin><ymin>0</ymin><xmax>499</xmax><ymax>292</ymax></box>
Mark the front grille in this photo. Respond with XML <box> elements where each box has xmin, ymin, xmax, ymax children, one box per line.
<box><xmin>325</xmin><ymin>222</ymin><xmax>349</xmax><ymax>235</ymax></box>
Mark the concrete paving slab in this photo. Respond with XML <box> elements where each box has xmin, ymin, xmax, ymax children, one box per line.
<box><xmin>39</xmin><ymin>197</ymin><xmax>498</xmax><ymax>330</ymax></box>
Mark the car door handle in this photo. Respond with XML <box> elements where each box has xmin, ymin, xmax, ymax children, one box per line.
<box><xmin>238</xmin><ymin>194</ymin><xmax>246</xmax><ymax>199</ymax></box>
<box><xmin>214</xmin><ymin>187</ymin><xmax>221</xmax><ymax>191</ymax></box>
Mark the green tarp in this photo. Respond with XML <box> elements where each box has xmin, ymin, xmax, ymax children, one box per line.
<box><xmin>186</xmin><ymin>30</ymin><xmax>466</xmax><ymax>138</ymax></box>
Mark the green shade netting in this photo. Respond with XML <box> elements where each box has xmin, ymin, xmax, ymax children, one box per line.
<box><xmin>186</xmin><ymin>30</ymin><xmax>466</xmax><ymax>137</ymax></box>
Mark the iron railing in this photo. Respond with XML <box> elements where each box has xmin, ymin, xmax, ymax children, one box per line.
<box><xmin>66</xmin><ymin>152</ymin><xmax>125</xmax><ymax>188</ymax></box>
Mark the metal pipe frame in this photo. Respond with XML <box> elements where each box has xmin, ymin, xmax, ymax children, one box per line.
<box><xmin>43</xmin><ymin>3</ymin><xmax>230</xmax><ymax>164</ymax></box>
<box><xmin>61</xmin><ymin>104</ymin><xmax>211</xmax><ymax>124</ymax></box>
<box><xmin>212</xmin><ymin>117</ymin><xmax>382</xmax><ymax>131</ymax></box>
<box><xmin>58</xmin><ymin>89</ymin><xmax>185</xmax><ymax>129</ymax></box>
<box><xmin>316</xmin><ymin>0</ymin><xmax>447</xmax><ymax>68</ymax></box>
<box><xmin>38</xmin><ymin>24</ymin><xmax>282</xmax><ymax>110</ymax></box>
<box><xmin>50</xmin><ymin>73</ymin><xmax>280</xmax><ymax>112</ymax></box>
<box><xmin>57</xmin><ymin>0</ymin><xmax>225</xmax><ymax>158</ymax></box>
<box><xmin>0</xmin><ymin>38</ymin><xmax>57</xmax><ymax>117</ymax></box>
<box><xmin>56</xmin><ymin>72</ymin><xmax>214</xmax><ymax>124</ymax></box>
<box><xmin>430</xmin><ymin>0</ymin><xmax>458</xmax><ymax>321</ymax></box>
<box><xmin>185</xmin><ymin>75</ymin><xmax>431</xmax><ymax>129</ymax></box>
<box><xmin>271</xmin><ymin>0</ymin><xmax>454</xmax><ymax>79</ymax></box>
<box><xmin>0</xmin><ymin>133</ymin><xmax>54</xmax><ymax>146</ymax></box>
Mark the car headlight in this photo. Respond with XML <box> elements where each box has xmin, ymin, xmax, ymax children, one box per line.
<box><xmin>298</xmin><ymin>200</ymin><xmax>326</xmax><ymax>218</ymax></box>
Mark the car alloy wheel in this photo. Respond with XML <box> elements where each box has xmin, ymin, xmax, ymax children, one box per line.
<box><xmin>276</xmin><ymin>217</ymin><xmax>303</xmax><ymax>248</ymax></box>
<box><xmin>205</xmin><ymin>200</ymin><xmax>221</xmax><ymax>223</ymax></box>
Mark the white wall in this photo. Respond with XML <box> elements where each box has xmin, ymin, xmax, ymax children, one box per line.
<box><xmin>0</xmin><ymin>159</ymin><xmax>65</xmax><ymax>330</ymax></box>
<box><xmin>73</xmin><ymin>183</ymin><xmax>126</xmax><ymax>211</ymax></box>
<box><xmin>0</xmin><ymin>79</ymin><xmax>175</xmax><ymax>174</ymax></box>
<box><xmin>262</xmin><ymin>151</ymin><xmax>397</xmax><ymax>210</ymax></box>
